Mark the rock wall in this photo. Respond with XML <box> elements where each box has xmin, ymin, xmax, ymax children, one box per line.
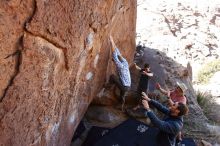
<box><xmin>0</xmin><ymin>0</ymin><xmax>136</xmax><ymax>146</ymax></box>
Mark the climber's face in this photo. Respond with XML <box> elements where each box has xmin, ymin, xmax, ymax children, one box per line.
<box><xmin>169</xmin><ymin>102</ymin><xmax>180</xmax><ymax>117</ymax></box>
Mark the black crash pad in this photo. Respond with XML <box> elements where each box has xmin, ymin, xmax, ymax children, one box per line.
<box><xmin>83</xmin><ymin>118</ymin><xmax>196</xmax><ymax>146</ymax></box>
<box><xmin>94</xmin><ymin>119</ymin><xmax>157</xmax><ymax>146</ymax></box>
<box><xmin>71</xmin><ymin>121</ymin><xmax>86</xmax><ymax>142</ymax></box>
<box><xmin>82</xmin><ymin>126</ymin><xmax>111</xmax><ymax>146</ymax></box>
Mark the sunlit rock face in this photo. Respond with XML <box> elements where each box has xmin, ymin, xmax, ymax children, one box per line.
<box><xmin>0</xmin><ymin>0</ymin><xmax>136</xmax><ymax>145</ymax></box>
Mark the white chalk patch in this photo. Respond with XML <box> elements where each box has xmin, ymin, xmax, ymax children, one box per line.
<box><xmin>97</xmin><ymin>88</ymin><xmax>105</xmax><ymax>98</ymax></box>
<box><xmin>69</xmin><ymin>113</ymin><xmax>76</xmax><ymax>124</ymax></box>
<box><xmin>51</xmin><ymin>122</ymin><xmax>60</xmax><ymax>134</ymax></box>
<box><xmin>93</xmin><ymin>54</ymin><xmax>99</xmax><ymax>68</ymax></box>
<box><xmin>45</xmin><ymin>122</ymin><xmax>60</xmax><ymax>142</ymax></box>
<box><xmin>86</xmin><ymin>72</ymin><xmax>93</xmax><ymax>80</ymax></box>
<box><xmin>86</xmin><ymin>32</ymin><xmax>94</xmax><ymax>50</ymax></box>
<box><xmin>46</xmin><ymin>124</ymin><xmax>51</xmax><ymax>141</ymax></box>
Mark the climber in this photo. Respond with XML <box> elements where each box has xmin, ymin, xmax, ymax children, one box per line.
<box><xmin>141</xmin><ymin>92</ymin><xmax>189</xmax><ymax>146</ymax></box>
<box><xmin>106</xmin><ymin>35</ymin><xmax>131</xmax><ymax>111</ymax></box>
<box><xmin>133</xmin><ymin>63</ymin><xmax>153</xmax><ymax>110</ymax></box>
<box><xmin>155</xmin><ymin>81</ymin><xmax>187</xmax><ymax>142</ymax></box>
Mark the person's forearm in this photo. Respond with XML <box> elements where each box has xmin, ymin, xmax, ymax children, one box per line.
<box><xmin>135</xmin><ymin>64</ymin><xmax>141</xmax><ymax>70</ymax></box>
<box><xmin>146</xmin><ymin>111</ymin><xmax>164</xmax><ymax>127</ymax></box>
<box><xmin>149</xmin><ymin>72</ymin><xmax>153</xmax><ymax>76</ymax></box>
<box><xmin>158</xmin><ymin>87</ymin><xmax>168</xmax><ymax>95</ymax></box>
<box><xmin>146</xmin><ymin>111</ymin><xmax>177</xmax><ymax>134</ymax></box>
<box><xmin>110</xmin><ymin>36</ymin><xmax>117</xmax><ymax>52</ymax></box>
<box><xmin>112</xmin><ymin>42</ymin><xmax>117</xmax><ymax>49</ymax></box>
<box><xmin>145</xmin><ymin>72</ymin><xmax>153</xmax><ymax>77</ymax></box>
<box><xmin>149</xmin><ymin>100</ymin><xmax>170</xmax><ymax>114</ymax></box>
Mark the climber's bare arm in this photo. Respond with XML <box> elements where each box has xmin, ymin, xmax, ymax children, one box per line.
<box><xmin>134</xmin><ymin>63</ymin><xmax>141</xmax><ymax>70</ymax></box>
<box><xmin>110</xmin><ymin>35</ymin><xmax>117</xmax><ymax>52</ymax></box>
<box><xmin>143</xmin><ymin>71</ymin><xmax>153</xmax><ymax>77</ymax></box>
<box><xmin>156</xmin><ymin>83</ymin><xmax>169</xmax><ymax>95</ymax></box>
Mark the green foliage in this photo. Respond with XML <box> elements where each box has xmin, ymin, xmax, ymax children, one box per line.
<box><xmin>196</xmin><ymin>91</ymin><xmax>213</xmax><ymax>115</ymax></box>
<box><xmin>197</xmin><ymin>60</ymin><xmax>220</xmax><ymax>84</ymax></box>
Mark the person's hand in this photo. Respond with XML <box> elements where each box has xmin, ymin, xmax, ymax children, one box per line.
<box><xmin>167</xmin><ymin>91</ymin><xmax>171</xmax><ymax>98</ymax></box>
<box><xmin>155</xmin><ymin>82</ymin><xmax>161</xmax><ymax>90</ymax></box>
<box><xmin>142</xmin><ymin>92</ymin><xmax>151</xmax><ymax>101</ymax></box>
<box><xmin>142</xmin><ymin>100</ymin><xmax>150</xmax><ymax>110</ymax></box>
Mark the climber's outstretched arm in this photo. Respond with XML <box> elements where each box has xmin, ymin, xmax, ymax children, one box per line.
<box><xmin>110</xmin><ymin>35</ymin><xmax>117</xmax><ymax>52</ymax></box>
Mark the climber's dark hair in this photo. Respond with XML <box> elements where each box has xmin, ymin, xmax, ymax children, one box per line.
<box><xmin>144</xmin><ymin>63</ymin><xmax>150</xmax><ymax>68</ymax></box>
<box><xmin>177</xmin><ymin>103</ymin><xmax>189</xmax><ymax>116</ymax></box>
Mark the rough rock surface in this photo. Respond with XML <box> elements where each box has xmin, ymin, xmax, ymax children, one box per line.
<box><xmin>85</xmin><ymin>105</ymin><xmax>128</xmax><ymax>128</ymax></box>
<box><xmin>0</xmin><ymin>0</ymin><xmax>136</xmax><ymax>146</ymax></box>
